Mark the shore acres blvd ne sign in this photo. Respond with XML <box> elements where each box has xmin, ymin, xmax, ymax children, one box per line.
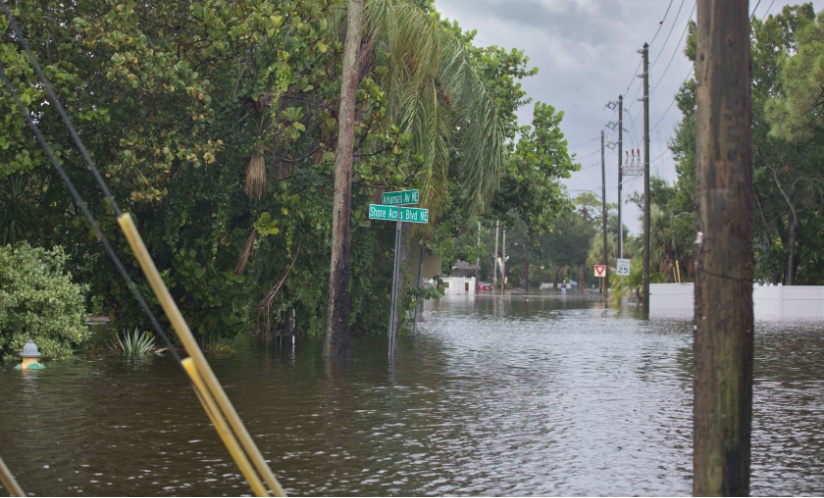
<box><xmin>368</xmin><ymin>204</ymin><xmax>429</xmax><ymax>224</ymax></box>
<box><xmin>382</xmin><ymin>189</ymin><xmax>419</xmax><ymax>206</ymax></box>
<box><xmin>398</xmin><ymin>207</ymin><xmax>428</xmax><ymax>223</ymax></box>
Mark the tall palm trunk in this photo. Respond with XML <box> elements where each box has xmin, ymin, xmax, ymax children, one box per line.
<box><xmin>324</xmin><ymin>0</ymin><xmax>363</xmax><ymax>358</ymax></box>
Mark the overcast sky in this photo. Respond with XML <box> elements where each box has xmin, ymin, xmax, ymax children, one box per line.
<box><xmin>433</xmin><ymin>0</ymin><xmax>807</xmax><ymax>235</ymax></box>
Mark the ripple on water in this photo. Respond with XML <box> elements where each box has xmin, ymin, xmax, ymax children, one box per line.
<box><xmin>0</xmin><ymin>296</ymin><xmax>821</xmax><ymax>496</ymax></box>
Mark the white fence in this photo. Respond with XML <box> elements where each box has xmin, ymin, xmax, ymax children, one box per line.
<box><xmin>650</xmin><ymin>283</ymin><xmax>824</xmax><ymax>320</ymax></box>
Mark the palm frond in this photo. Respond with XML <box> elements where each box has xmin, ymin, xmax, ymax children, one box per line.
<box><xmin>244</xmin><ymin>155</ymin><xmax>266</xmax><ymax>200</ymax></box>
<box><xmin>436</xmin><ymin>32</ymin><xmax>505</xmax><ymax>214</ymax></box>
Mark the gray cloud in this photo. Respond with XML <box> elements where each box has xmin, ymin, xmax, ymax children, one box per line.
<box><xmin>435</xmin><ymin>0</ymin><xmax>804</xmax><ymax>233</ymax></box>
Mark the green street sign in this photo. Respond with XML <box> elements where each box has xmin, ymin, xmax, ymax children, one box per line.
<box><xmin>368</xmin><ymin>204</ymin><xmax>429</xmax><ymax>224</ymax></box>
<box><xmin>398</xmin><ymin>206</ymin><xmax>429</xmax><ymax>224</ymax></box>
<box><xmin>382</xmin><ymin>189</ymin><xmax>419</xmax><ymax>206</ymax></box>
<box><xmin>369</xmin><ymin>204</ymin><xmax>399</xmax><ymax>221</ymax></box>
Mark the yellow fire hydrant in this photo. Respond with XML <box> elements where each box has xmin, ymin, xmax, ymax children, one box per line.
<box><xmin>15</xmin><ymin>340</ymin><xmax>45</xmax><ymax>370</ymax></box>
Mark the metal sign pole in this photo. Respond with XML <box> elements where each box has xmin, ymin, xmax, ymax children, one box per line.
<box><xmin>388</xmin><ymin>218</ymin><xmax>402</xmax><ymax>358</ymax></box>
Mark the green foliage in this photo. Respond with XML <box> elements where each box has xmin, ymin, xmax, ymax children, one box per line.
<box><xmin>608</xmin><ymin>256</ymin><xmax>665</xmax><ymax>307</ymax></box>
<box><xmin>0</xmin><ymin>0</ymin><xmax>581</xmax><ymax>342</ymax></box>
<box><xmin>112</xmin><ymin>328</ymin><xmax>162</xmax><ymax>356</ymax></box>
<box><xmin>0</xmin><ymin>243</ymin><xmax>89</xmax><ymax>361</ymax></box>
<box><xmin>490</xmin><ymin>102</ymin><xmax>579</xmax><ymax>236</ymax></box>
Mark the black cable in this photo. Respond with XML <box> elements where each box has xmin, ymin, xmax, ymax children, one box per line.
<box><xmin>0</xmin><ymin>7</ymin><xmax>183</xmax><ymax>364</ymax></box>
<box><xmin>750</xmin><ymin>0</ymin><xmax>764</xmax><ymax>19</ymax></box>
<box><xmin>652</xmin><ymin>1</ymin><xmax>696</xmax><ymax>94</ymax></box>
<box><xmin>649</xmin><ymin>0</ymin><xmax>677</xmax><ymax>46</ymax></box>
<box><xmin>651</xmin><ymin>0</ymin><xmax>688</xmax><ymax>69</ymax></box>
<box><xmin>1</xmin><ymin>2</ymin><xmax>122</xmax><ymax>217</ymax></box>
<box><xmin>761</xmin><ymin>0</ymin><xmax>777</xmax><ymax>21</ymax></box>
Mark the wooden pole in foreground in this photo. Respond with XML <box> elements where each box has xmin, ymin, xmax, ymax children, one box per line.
<box><xmin>693</xmin><ymin>0</ymin><xmax>754</xmax><ymax>495</ymax></box>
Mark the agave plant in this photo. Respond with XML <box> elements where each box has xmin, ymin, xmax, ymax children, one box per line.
<box><xmin>113</xmin><ymin>329</ymin><xmax>164</xmax><ymax>356</ymax></box>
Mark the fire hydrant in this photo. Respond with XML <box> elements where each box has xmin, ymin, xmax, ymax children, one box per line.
<box><xmin>15</xmin><ymin>340</ymin><xmax>45</xmax><ymax>370</ymax></box>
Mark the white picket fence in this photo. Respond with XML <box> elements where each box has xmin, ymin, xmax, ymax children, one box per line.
<box><xmin>650</xmin><ymin>283</ymin><xmax>824</xmax><ymax>320</ymax></box>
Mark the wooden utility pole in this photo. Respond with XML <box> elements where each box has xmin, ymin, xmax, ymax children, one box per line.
<box><xmin>617</xmin><ymin>95</ymin><xmax>624</xmax><ymax>259</ymax></box>
<box><xmin>601</xmin><ymin>130</ymin><xmax>608</xmax><ymax>300</ymax></box>
<box><xmin>642</xmin><ymin>43</ymin><xmax>650</xmax><ymax>315</ymax></box>
<box><xmin>693</xmin><ymin>1</ymin><xmax>754</xmax><ymax>495</ymax></box>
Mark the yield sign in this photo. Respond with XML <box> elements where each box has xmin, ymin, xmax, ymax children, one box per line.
<box><xmin>594</xmin><ymin>264</ymin><xmax>607</xmax><ymax>278</ymax></box>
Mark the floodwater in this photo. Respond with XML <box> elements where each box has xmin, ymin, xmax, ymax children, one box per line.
<box><xmin>1</xmin><ymin>292</ymin><xmax>822</xmax><ymax>496</ymax></box>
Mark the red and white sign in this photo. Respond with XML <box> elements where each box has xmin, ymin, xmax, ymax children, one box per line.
<box><xmin>594</xmin><ymin>264</ymin><xmax>606</xmax><ymax>278</ymax></box>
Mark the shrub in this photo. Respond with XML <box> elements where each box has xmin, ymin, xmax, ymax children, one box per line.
<box><xmin>0</xmin><ymin>243</ymin><xmax>89</xmax><ymax>361</ymax></box>
<box><xmin>111</xmin><ymin>328</ymin><xmax>164</xmax><ymax>356</ymax></box>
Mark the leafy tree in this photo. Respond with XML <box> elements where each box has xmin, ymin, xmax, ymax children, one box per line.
<box><xmin>532</xmin><ymin>212</ymin><xmax>595</xmax><ymax>288</ymax></box>
<box><xmin>491</xmin><ymin>102</ymin><xmax>579</xmax><ymax>236</ymax></box>
<box><xmin>765</xmin><ymin>6</ymin><xmax>822</xmax><ymax>140</ymax></box>
<box><xmin>0</xmin><ymin>244</ymin><xmax>89</xmax><ymax>361</ymax></box>
<box><xmin>669</xmin><ymin>5</ymin><xmax>824</xmax><ymax>285</ymax></box>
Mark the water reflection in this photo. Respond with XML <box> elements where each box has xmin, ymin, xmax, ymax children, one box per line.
<box><xmin>0</xmin><ymin>294</ymin><xmax>821</xmax><ymax>496</ymax></box>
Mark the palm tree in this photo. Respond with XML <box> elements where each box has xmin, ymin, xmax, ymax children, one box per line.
<box><xmin>324</xmin><ymin>0</ymin><xmax>506</xmax><ymax>356</ymax></box>
<box><xmin>324</xmin><ymin>0</ymin><xmax>363</xmax><ymax>359</ymax></box>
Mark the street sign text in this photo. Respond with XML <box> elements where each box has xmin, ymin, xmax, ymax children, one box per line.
<box><xmin>382</xmin><ymin>189</ymin><xmax>420</xmax><ymax>206</ymax></box>
<box><xmin>616</xmin><ymin>258</ymin><xmax>631</xmax><ymax>276</ymax></box>
<box><xmin>368</xmin><ymin>204</ymin><xmax>429</xmax><ymax>224</ymax></box>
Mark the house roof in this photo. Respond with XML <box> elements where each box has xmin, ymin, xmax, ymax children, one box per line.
<box><xmin>452</xmin><ymin>260</ymin><xmax>480</xmax><ymax>271</ymax></box>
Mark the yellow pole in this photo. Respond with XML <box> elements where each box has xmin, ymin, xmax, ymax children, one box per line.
<box><xmin>118</xmin><ymin>214</ymin><xmax>285</xmax><ymax>497</ymax></box>
<box><xmin>0</xmin><ymin>455</ymin><xmax>24</xmax><ymax>497</ymax></box>
<box><xmin>182</xmin><ymin>359</ymin><xmax>267</xmax><ymax>497</ymax></box>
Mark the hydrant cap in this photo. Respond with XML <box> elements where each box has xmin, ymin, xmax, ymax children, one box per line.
<box><xmin>20</xmin><ymin>340</ymin><xmax>42</xmax><ymax>358</ymax></box>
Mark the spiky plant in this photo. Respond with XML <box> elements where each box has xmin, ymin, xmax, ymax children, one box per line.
<box><xmin>113</xmin><ymin>329</ymin><xmax>163</xmax><ymax>356</ymax></box>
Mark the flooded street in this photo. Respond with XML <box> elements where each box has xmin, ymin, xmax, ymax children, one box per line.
<box><xmin>1</xmin><ymin>293</ymin><xmax>822</xmax><ymax>496</ymax></box>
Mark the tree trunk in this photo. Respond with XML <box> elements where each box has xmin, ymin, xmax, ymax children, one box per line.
<box><xmin>693</xmin><ymin>1</ymin><xmax>754</xmax><ymax>495</ymax></box>
<box><xmin>786</xmin><ymin>218</ymin><xmax>798</xmax><ymax>285</ymax></box>
<box><xmin>523</xmin><ymin>244</ymin><xmax>529</xmax><ymax>293</ymax></box>
<box><xmin>768</xmin><ymin>168</ymin><xmax>800</xmax><ymax>285</ymax></box>
<box><xmin>324</xmin><ymin>0</ymin><xmax>363</xmax><ymax>359</ymax></box>
<box><xmin>553</xmin><ymin>267</ymin><xmax>559</xmax><ymax>289</ymax></box>
<box><xmin>579</xmin><ymin>264</ymin><xmax>585</xmax><ymax>294</ymax></box>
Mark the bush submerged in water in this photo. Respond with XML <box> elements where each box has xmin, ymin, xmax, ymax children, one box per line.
<box><xmin>0</xmin><ymin>243</ymin><xmax>89</xmax><ymax>361</ymax></box>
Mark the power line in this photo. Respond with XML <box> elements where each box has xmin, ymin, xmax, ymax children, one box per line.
<box><xmin>649</xmin><ymin>0</ymin><xmax>677</xmax><ymax>46</ymax></box>
<box><xmin>651</xmin><ymin>66</ymin><xmax>693</xmax><ymax>134</ymax></box>
<box><xmin>761</xmin><ymin>0</ymin><xmax>777</xmax><ymax>21</ymax></box>
<box><xmin>652</xmin><ymin>1</ymin><xmax>696</xmax><ymax>93</ymax></box>
<box><xmin>569</xmin><ymin>136</ymin><xmax>600</xmax><ymax>149</ymax></box>
<box><xmin>651</xmin><ymin>0</ymin><xmax>688</xmax><ymax>69</ymax></box>
<box><xmin>750</xmin><ymin>0</ymin><xmax>764</xmax><ymax>18</ymax></box>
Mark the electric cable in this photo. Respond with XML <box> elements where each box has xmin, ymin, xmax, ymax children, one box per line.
<box><xmin>651</xmin><ymin>0</ymin><xmax>688</xmax><ymax>69</ymax></box>
<box><xmin>652</xmin><ymin>1</ymin><xmax>696</xmax><ymax>94</ymax></box>
<box><xmin>1</xmin><ymin>5</ymin><xmax>285</xmax><ymax>496</ymax></box>
<box><xmin>751</xmin><ymin>0</ymin><xmax>764</xmax><ymax>18</ymax></box>
<box><xmin>0</xmin><ymin>3</ymin><xmax>177</xmax><ymax>360</ymax></box>
<box><xmin>649</xmin><ymin>0</ymin><xmax>677</xmax><ymax>46</ymax></box>
<box><xmin>761</xmin><ymin>0</ymin><xmax>777</xmax><ymax>21</ymax></box>
<box><xmin>0</xmin><ymin>65</ymin><xmax>182</xmax><ymax>364</ymax></box>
